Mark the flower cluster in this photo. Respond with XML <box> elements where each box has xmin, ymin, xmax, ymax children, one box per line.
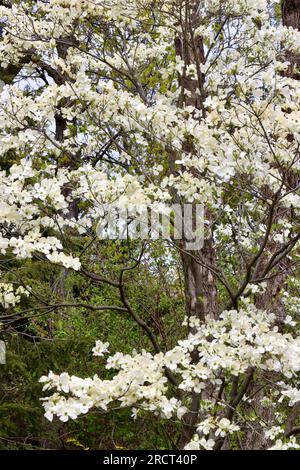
<box><xmin>40</xmin><ymin>305</ymin><xmax>300</xmax><ymax>449</ymax></box>
<box><xmin>0</xmin><ymin>283</ymin><xmax>29</xmax><ymax>309</ymax></box>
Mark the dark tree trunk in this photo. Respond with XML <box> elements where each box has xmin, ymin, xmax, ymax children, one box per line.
<box><xmin>281</xmin><ymin>0</ymin><xmax>300</xmax><ymax>78</ymax></box>
<box><xmin>172</xmin><ymin>1</ymin><xmax>218</xmax><ymax>448</ymax></box>
<box><xmin>173</xmin><ymin>2</ymin><xmax>218</xmax><ymax>324</ymax></box>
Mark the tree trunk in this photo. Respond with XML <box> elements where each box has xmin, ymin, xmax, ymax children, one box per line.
<box><xmin>173</xmin><ymin>1</ymin><xmax>218</xmax><ymax>324</ymax></box>
<box><xmin>173</xmin><ymin>1</ymin><xmax>218</xmax><ymax>448</ymax></box>
<box><xmin>281</xmin><ymin>0</ymin><xmax>300</xmax><ymax>78</ymax></box>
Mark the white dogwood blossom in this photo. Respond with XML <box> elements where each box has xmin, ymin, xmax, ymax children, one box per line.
<box><xmin>268</xmin><ymin>438</ymin><xmax>300</xmax><ymax>450</ymax></box>
<box><xmin>0</xmin><ymin>283</ymin><xmax>29</xmax><ymax>309</ymax></box>
<box><xmin>40</xmin><ymin>306</ymin><xmax>300</xmax><ymax>449</ymax></box>
<box><xmin>92</xmin><ymin>341</ymin><xmax>110</xmax><ymax>357</ymax></box>
<box><xmin>1</xmin><ymin>0</ymin><xmax>300</xmax><ymax>451</ymax></box>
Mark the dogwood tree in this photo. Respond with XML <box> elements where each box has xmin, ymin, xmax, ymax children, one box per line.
<box><xmin>1</xmin><ymin>0</ymin><xmax>300</xmax><ymax>450</ymax></box>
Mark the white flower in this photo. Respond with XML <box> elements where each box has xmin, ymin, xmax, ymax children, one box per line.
<box><xmin>268</xmin><ymin>438</ymin><xmax>300</xmax><ymax>450</ymax></box>
<box><xmin>264</xmin><ymin>426</ymin><xmax>283</xmax><ymax>441</ymax></box>
<box><xmin>184</xmin><ymin>434</ymin><xmax>215</xmax><ymax>450</ymax></box>
<box><xmin>284</xmin><ymin>315</ymin><xmax>296</xmax><ymax>327</ymax></box>
<box><xmin>92</xmin><ymin>341</ymin><xmax>110</xmax><ymax>357</ymax></box>
<box><xmin>131</xmin><ymin>408</ymin><xmax>139</xmax><ymax>420</ymax></box>
<box><xmin>197</xmin><ymin>417</ymin><xmax>215</xmax><ymax>435</ymax></box>
<box><xmin>215</xmin><ymin>418</ymin><xmax>240</xmax><ymax>437</ymax></box>
<box><xmin>279</xmin><ymin>386</ymin><xmax>300</xmax><ymax>406</ymax></box>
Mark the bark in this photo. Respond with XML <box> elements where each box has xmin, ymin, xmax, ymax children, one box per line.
<box><xmin>282</xmin><ymin>0</ymin><xmax>300</xmax><ymax>29</ymax></box>
<box><xmin>173</xmin><ymin>1</ymin><xmax>218</xmax><ymax>324</ymax></box>
<box><xmin>49</xmin><ymin>36</ymin><xmax>79</xmax><ymax>299</ymax></box>
<box><xmin>173</xmin><ymin>1</ymin><xmax>218</xmax><ymax>448</ymax></box>
<box><xmin>281</xmin><ymin>0</ymin><xmax>300</xmax><ymax>78</ymax></box>
<box><xmin>255</xmin><ymin>259</ymin><xmax>288</xmax><ymax>326</ymax></box>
